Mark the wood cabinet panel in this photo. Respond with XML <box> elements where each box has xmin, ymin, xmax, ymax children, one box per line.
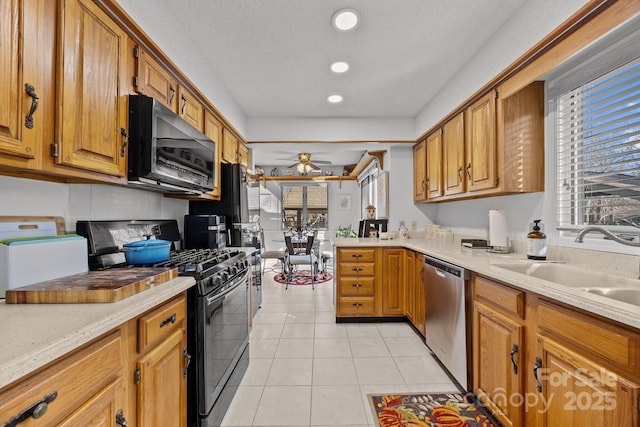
<box><xmin>413</xmin><ymin>140</ymin><xmax>427</xmax><ymax>202</ymax></box>
<box><xmin>382</xmin><ymin>249</ymin><xmax>405</xmax><ymax>315</ymax></box>
<box><xmin>465</xmin><ymin>90</ymin><xmax>498</xmax><ymax>192</ymax></box>
<box><xmin>338</xmin><ymin>248</ymin><xmax>376</xmax><ymax>262</ymax></box>
<box><xmin>426</xmin><ymin>130</ymin><xmax>443</xmax><ymax>199</ymax></box>
<box><xmin>0</xmin><ymin>0</ymin><xmax>54</xmax><ymax>169</ymax></box>
<box><xmin>414</xmin><ymin>253</ymin><xmax>426</xmax><ymax>336</ymax></box>
<box><xmin>474</xmin><ymin>302</ymin><xmax>524</xmax><ymax>427</ymax></box>
<box><xmin>134</xmin><ymin>46</ymin><xmax>177</xmax><ymax>111</ymax></box>
<box><xmin>58</xmin><ymin>378</ymin><xmax>125</xmax><ymax>427</ymax></box>
<box><xmin>57</xmin><ymin>0</ymin><xmax>128</xmax><ymax>177</ymax></box>
<box><xmin>338</xmin><ymin>262</ymin><xmax>376</xmax><ymax>277</ymax></box>
<box><xmin>336</xmin><ymin>247</ymin><xmax>379</xmax><ymax>318</ymax></box>
<box><xmin>204</xmin><ymin>110</ymin><xmax>223</xmax><ymax>199</ymax></box>
<box><xmin>222</xmin><ymin>128</ymin><xmax>238</xmax><ymax>163</ymax></box>
<box><xmin>443</xmin><ymin>112</ymin><xmax>465</xmax><ymax>196</ymax></box>
<box><xmin>0</xmin><ymin>331</ymin><xmax>124</xmax><ymax>426</ymax></box>
<box><xmin>338</xmin><ymin>297</ymin><xmax>376</xmax><ymax>316</ymax></box>
<box><xmin>405</xmin><ymin>250</ymin><xmax>416</xmax><ymax>323</ymax></box>
<box><xmin>178</xmin><ymin>85</ymin><xmax>203</xmax><ymax>131</ymax></box>
<box><xmin>475</xmin><ymin>275</ymin><xmax>524</xmax><ymax>319</ymax></box>
<box><xmin>536</xmin><ymin>336</ymin><xmax>639</xmax><ymax>427</ymax></box>
<box><xmin>137</xmin><ymin>294</ymin><xmax>186</xmax><ymax>352</ymax></box>
<box><xmin>137</xmin><ymin>328</ymin><xmax>187</xmax><ymax>427</ymax></box>
<box><xmin>338</xmin><ymin>277</ymin><xmax>376</xmax><ymax>297</ymax></box>
<box><xmin>237</xmin><ymin>142</ymin><xmax>249</xmax><ymax>167</ymax></box>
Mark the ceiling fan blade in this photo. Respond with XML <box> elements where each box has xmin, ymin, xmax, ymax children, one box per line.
<box><xmin>287</xmin><ymin>162</ymin><xmax>299</xmax><ymax>168</ymax></box>
<box><xmin>311</xmin><ymin>160</ymin><xmax>332</xmax><ymax>165</ymax></box>
<box><xmin>309</xmin><ymin>162</ymin><xmax>321</xmax><ymax>170</ymax></box>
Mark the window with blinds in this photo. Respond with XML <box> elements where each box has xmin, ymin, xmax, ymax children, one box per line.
<box><xmin>556</xmin><ymin>57</ymin><xmax>640</xmax><ymax>229</ymax></box>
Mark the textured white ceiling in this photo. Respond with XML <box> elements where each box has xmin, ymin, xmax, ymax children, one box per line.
<box><xmin>116</xmin><ymin>0</ymin><xmax>529</xmax><ymax>165</ymax></box>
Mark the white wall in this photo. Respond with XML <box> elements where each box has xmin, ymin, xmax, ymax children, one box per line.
<box><xmin>0</xmin><ymin>176</ymin><xmax>189</xmax><ymax>234</ymax></box>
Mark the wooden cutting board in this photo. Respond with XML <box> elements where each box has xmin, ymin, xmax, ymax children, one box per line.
<box><xmin>5</xmin><ymin>268</ymin><xmax>178</xmax><ymax>304</ymax></box>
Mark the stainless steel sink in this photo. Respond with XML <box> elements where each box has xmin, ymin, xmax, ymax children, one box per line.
<box><xmin>584</xmin><ymin>288</ymin><xmax>640</xmax><ymax>306</ymax></box>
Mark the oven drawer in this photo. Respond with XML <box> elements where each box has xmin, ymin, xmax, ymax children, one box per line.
<box><xmin>138</xmin><ymin>294</ymin><xmax>186</xmax><ymax>352</ymax></box>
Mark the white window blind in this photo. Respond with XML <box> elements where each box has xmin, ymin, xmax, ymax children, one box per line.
<box><xmin>556</xmin><ymin>57</ymin><xmax>640</xmax><ymax>229</ymax></box>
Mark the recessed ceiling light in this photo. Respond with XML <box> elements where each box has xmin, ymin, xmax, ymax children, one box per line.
<box><xmin>330</xmin><ymin>61</ymin><xmax>350</xmax><ymax>73</ymax></box>
<box><xmin>332</xmin><ymin>9</ymin><xmax>359</xmax><ymax>32</ymax></box>
<box><xmin>327</xmin><ymin>94</ymin><xmax>343</xmax><ymax>104</ymax></box>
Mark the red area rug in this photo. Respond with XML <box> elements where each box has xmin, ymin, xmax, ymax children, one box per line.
<box><xmin>273</xmin><ymin>270</ymin><xmax>333</xmax><ymax>285</ymax></box>
<box><xmin>369</xmin><ymin>393</ymin><xmax>500</xmax><ymax>427</ymax></box>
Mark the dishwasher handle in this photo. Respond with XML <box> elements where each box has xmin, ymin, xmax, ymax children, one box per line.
<box><xmin>424</xmin><ymin>255</ymin><xmax>470</xmax><ymax>280</ymax></box>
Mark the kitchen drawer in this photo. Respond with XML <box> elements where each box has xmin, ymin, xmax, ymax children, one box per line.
<box><xmin>337</xmin><ymin>297</ymin><xmax>376</xmax><ymax>316</ymax></box>
<box><xmin>338</xmin><ymin>248</ymin><xmax>376</xmax><ymax>263</ymax></box>
<box><xmin>475</xmin><ymin>275</ymin><xmax>524</xmax><ymax>319</ymax></box>
<box><xmin>338</xmin><ymin>277</ymin><xmax>375</xmax><ymax>296</ymax></box>
<box><xmin>538</xmin><ymin>300</ymin><xmax>640</xmax><ymax>376</ymax></box>
<box><xmin>138</xmin><ymin>294</ymin><xmax>186</xmax><ymax>352</ymax></box>
<box><xmin>0</xmin><ymin>331</ymin><xmax>123</xmax><ymax>426</ymax></box>
<box><xmin>338</xmin><ymin>262</ymin><xmax>375</xmax><ymax>277</ymax></box>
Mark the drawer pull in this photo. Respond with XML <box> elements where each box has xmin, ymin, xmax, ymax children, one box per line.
<box><xmin>352</xmin><ymin>303</ymin><xmax>363</xmax><ymax>308</ymax></box>
<box><xmin>2</xmin><ymin>391</ymin><xmax>57</xmax><ymax>426</ymax></box>
<box><xmin>351</xmin><ymin>283</ymin><xmax>362</xmax><ymax>288</ymax></box>
<box><xmin>352</xmin><ymin>267</ymin><xmax>363</xmax><ymax>272</ymax></box>
<box><xmin>159</xmin><ymin>313</ymin><xmax>177</xmax><ymax>328</ymax></box>
<box><xmin>532</xmin><ymin>357</ymin><xmax>543</xmax><ymax>392</ymax></box>
<box><xmin>351</xmin><ymin>254</ymin><xmax>362</xmax><ymax>258</ymax></box>
<box><xmin>115</xmin><ymin>409</ymin><xmax>128</xmax><ymax>426</ymax></box>
<box><xmin>510</xmin><ymin>344</ymin><xmax>519</xmax><ymax>374</ymax></box>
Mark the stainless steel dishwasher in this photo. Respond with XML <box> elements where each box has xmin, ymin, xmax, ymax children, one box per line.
<box><xmin>423</xmin><ymin>255</ymin><xmax>472</xmax><ymax>390</ymax></box>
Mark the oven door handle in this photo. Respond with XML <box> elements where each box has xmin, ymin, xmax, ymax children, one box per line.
<box><xmin>205</xmin><ymin>270</ymin><xmax>249</xmax><ymax>305</ymax></box>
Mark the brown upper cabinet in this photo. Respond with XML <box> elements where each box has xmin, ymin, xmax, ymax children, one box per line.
<box><xmin>237</xmin><ymin>142</ymin><xmax>249</xmax><ymax>167</ymax></box>
<box><xmin>443</xmin><ymin>112</ymin><xmax>465</xmax><ymax>196</ymax></box>
<box><xmin>204</xmin><ymin>110</ymin><xmax>223</xmax><ymax>199</ymax></box>
<box><xmin>412</xmin><ymin>139</ymin><xmax>427</xmax><ymax>202</ymax></box>
<box><xmin>222</xmin><ymin>128</ymin><xmax>238</xmax><ymax>164</ymax></box>
<box><xmin>55</xmin><ymin>0</ymin><xmax>129</xmax><ymax>178</ymax></box>
<box><xmin>133</xmin><ymin>46</ymin><xmax>177</xmax><ymax>111</ymax></box>
<box><xmin>414</xmin><ymin>81</ymin><xmax>544</xmax><ymax>203</ymax></box>
<box><xmin>426</xmin><ymin>129</ymin><xmax>443</xmax><ymax>199</ymax></box>
<box><xmin>178</xmin><ymin>85</ymin><xmax>204</xmax><ymax>131</ymax></box>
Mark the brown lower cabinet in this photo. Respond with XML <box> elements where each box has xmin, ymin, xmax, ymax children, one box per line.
<box><xmin>0</xmin><ymin>293</ymin><xmax>188</xmax><ymax>427</ymax></box>
<box><xmin>474</xmin><ymin>275</ymin><xmax>640</xmax><ymax>427</ymax></box>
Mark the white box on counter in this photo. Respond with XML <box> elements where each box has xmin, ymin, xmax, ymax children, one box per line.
<box><xmin>0</xmin><ymin>237</ymin><xmax>89</xmax><ymax>297</ymax></box>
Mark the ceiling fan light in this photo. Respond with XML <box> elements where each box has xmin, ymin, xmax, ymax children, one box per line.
<box><xmin>332</xmin><ymin>9</ymin><xmax>359</xmax><ymax>32</ymax></box>
<box><xmin>296</xmin><ymin>163</ymin><xmax>313</xmax><ymax>174</ymax></box>
<box><xmin>330</xmin><ymin>61</ymin><xmax>350</xmax><ymax>73</ymax></box>
<box><xmin>327</xmin><ymin>94</ymin><xmax>343</xmax><ymax>103</ymax></box>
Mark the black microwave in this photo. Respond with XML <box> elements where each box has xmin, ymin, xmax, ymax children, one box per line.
<box><xmin>127</xmin><ymin>94</ymin><xmax>216</xmax><ymax>194</ymax></box>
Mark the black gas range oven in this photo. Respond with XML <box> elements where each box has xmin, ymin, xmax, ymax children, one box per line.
<box><xmin>76</xmin><ymin>220</ymin><xmax>249</xmax><ymax>427</ymax></box>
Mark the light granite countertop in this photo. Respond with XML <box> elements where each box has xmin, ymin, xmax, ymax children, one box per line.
<box><xmin>0</xmin><ymin>276</ymin><xmax>195</xmax><ymax>390</ymax></box>
<box><xmin>332</xmin><ymin>237</ymin><xmax>640</xmax><ymax>330</ymax></box>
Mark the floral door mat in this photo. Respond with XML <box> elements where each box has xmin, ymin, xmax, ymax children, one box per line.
<box><xmin>369</xmin><ymin>393</ymin><xmax>501</xmax><ymax>427</ymax></box>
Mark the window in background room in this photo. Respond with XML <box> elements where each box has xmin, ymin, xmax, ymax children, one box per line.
<box><xmin>555</xmin><ymin>57</ymin><xmax>640</xmax><ymax>233</ymax></box>
<box><xmin>359</xmin><ymin>161</ymin><xmax>379</xmax><ymax>219</ymax></box>
<box><xmin>281</xmin><ymin>183</ymin><xmax>328</xmax><ymax>230</ymax></box>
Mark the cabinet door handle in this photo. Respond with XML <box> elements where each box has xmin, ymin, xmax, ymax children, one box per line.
<box><xmin>169</xmin><ymin>83</ymin><xmax>175</xmax><ymax>105</ymax></box>
<box><xmin>457</xmin><ymin>166</ymin><xmax>463</xmax><ymax>182</ymax></box>
<box><xmin>159</xmin><ymin>313</ymin><xmax>177</xmax><ymax>328</ymax></box>
<box><xmin>115</xmin><ymin>409</ymin><xmax>128</xmax><ymax>426</ymax></box>
<box><xmin>2</xmin><ymin>391</ymin><xmax>57</xmax><ymax>426</ymax></box>
<box><xmin>183</xmin><ymin>347</ymin><xmax>191</xmax><ymax>378</ymax></box>
<box><xmin>421</xmin><ymin>179</ymin><xmax>426</xmax><ymax>191</ymax></box>
<box><xmin>532</xmin><ymin>357</ymin><xmax>543</xmax><ymax>392</ymax></box>
<box><xmin>24</xmin><ymin>83</ymin><xmax>39</xmax><ymax>129</ymax></box>
<box><xmin>466</xmin><ymin>163</ymin><xmax>472</xmax><ymax>180</ymax></box>
<box><xmin>181</xmin><ymin>94</ymin><xmax>187</xmax><ymax>115</ymax></box>
<box><xmin>510</xmin><ymin>344</ymin><xmax>519</xmax><ymax>374</ymax></box>
<box><xmin>119</xmin><ymin>128</ymin><xmax>128</xmax><ymax>157</ymax></box>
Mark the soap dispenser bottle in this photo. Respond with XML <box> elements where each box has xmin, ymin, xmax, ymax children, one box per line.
<box><xmin>527</xmin><ymin>220</ymin><xmax>547</xmax><ymax>260</ymax></box>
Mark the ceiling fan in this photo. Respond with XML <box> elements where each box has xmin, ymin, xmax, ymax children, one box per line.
<box><xmin>281</xmin><ymin>152</ymin><xmax>332</xmax><ymax>173</ymax></box>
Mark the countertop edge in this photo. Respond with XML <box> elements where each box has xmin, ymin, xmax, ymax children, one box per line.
<box><xmin>331</xmin><ymin>238</ymin><xmax>640</xmax><ymax>330</ymax></box>
<box><xmin>0</xmin><ymin>276</ymin><xmax>195</xmax><ymax>390</ymax></box>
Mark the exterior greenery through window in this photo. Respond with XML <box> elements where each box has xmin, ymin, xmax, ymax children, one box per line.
<box><xmin>281</xmin><ymin>183</ymin><xmax>328</xmax><ymax>230</ymax></box>
<box><xmin>556</xmin><ymin>57</ymin><xmax>640</xmax><ymax>230</ymax></box>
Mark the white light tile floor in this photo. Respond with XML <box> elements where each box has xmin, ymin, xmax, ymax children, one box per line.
<box><xmin>221</xmin><ymin>266</ymin><xmax>458</xmax><ymax>426</ymax></box>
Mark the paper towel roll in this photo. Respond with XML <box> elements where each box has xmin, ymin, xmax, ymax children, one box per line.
<box><xmin>488</xmin><ymin>209</ymin><xmax>509</xmax><ymax>248</ymax></box>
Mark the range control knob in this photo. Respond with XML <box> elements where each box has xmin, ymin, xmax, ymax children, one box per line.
<box><xmin>229</xmin><ymin>265</ymin><xmax>238</xmax><ymax>275</ymax></box>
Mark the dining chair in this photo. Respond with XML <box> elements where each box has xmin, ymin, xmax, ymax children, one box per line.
<box><xmin>284</xmin><ymin>234</ymin><xmax>318</xmax><ymax>289</ymax></box>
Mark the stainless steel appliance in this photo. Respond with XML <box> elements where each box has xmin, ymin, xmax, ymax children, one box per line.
<box><xmin>189</xmin><ymin>163</ymin><xmax>260</xmax><ymax>247</ymax></box>
<box><xmin>184</xmin><ymin>215</ymin><xmax>227</xmax><ymax>249</ymax></box>
<box><xmin>127</xmin><ymin>94</ymin><xmax>216</xmax><ymax>194</ymax></box>
<box><xmin>75</xmin><ymin>220</ymin><xmax>250</xmax><ymax>427</ymax></box>
<box><xmin>423</xmin><ymin>255</ymin><xmax>472</xmax><ymax>390</ymax></box>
